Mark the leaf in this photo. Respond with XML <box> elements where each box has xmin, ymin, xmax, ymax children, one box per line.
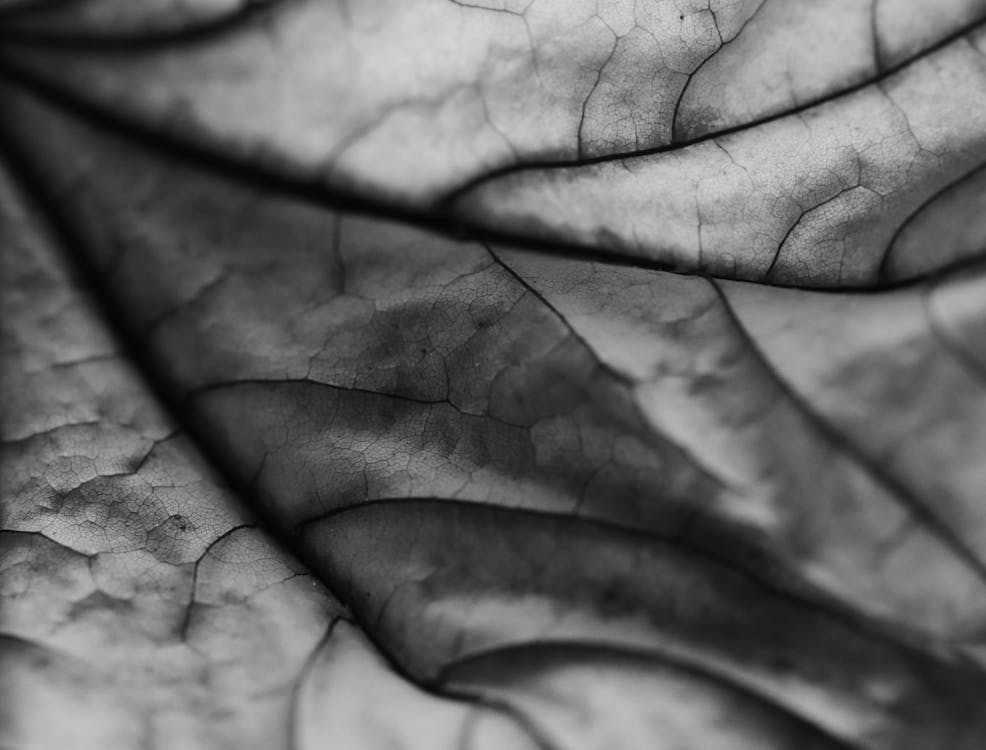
<box><xmin>1</xmin><ymin>2</ymin><xmax>985</xmax><ymax>748</ymax></box>
<box><xmin>0</xmin><ymin>156</ymin><xmax>347</xmax><ymax>747</ymax></box>
<box><xmin>452</xmin><ymin>28</ymin><xmax>986</xmax><ymax>284</ymax></box>
<box><xmin>305</xmin><ymin>499</ymin><xmax>986</xmax><ymax>748</ymax></box>
<box><xmin>294</xmin><ymin>620</ymin><xmax>542</xmax><ymax>750</ymax></box>
<box><xmin>0</xmin><ymin>132</ymin><xmax>474</xmax><ymax>748</ymax></box>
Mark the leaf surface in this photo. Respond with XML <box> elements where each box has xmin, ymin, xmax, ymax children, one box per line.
<box><xmin>0</xmin><ymin>134</ymin><xmax>461</xmax><ymax>749</ymax></box>
<box><xmin>2</xmin><ymin>2</ymin><xmax>986</xmax><ymax>748</ymax></box>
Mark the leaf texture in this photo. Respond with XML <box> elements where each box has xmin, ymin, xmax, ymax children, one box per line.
<box><xmin>1</xmin><ymin>1</ymin><xmax>986</xmax><ymax>748</ymax></box>
<box><xmin>0</xmin><ymin>133</ymin><xmax>507</xmax><ymax>749</ymax></box>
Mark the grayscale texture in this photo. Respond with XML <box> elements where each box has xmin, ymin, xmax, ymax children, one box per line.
<box><xmin>1</xmin><ymin>2</ymin><xmax>985</xmax><ymax>748</ymax></box>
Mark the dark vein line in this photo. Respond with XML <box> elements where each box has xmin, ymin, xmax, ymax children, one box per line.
<box><xmin>0</xmin><ymin>418</ymin><xmax>102</xmax><ymax>445</ymax></box>
<box><xmin>483</xmin><ymin>245</ymin><xmax>632</xmax><ymax>388</ymax></box>
<box><xmin>440</xmin><ymin>16</ymin><xmax>986</xmax><ymax>203</ymax></box>
<box><xmin>0</xmin><ymin>60</ymin><xmax>692</xmax><ymax>279</ymax></box>
<box><xmin>765</xmin><ymin>184</ymin><xmax>867</xmax><ymax>281</ymax></box>
<box><xmin>710</xmin><ymin>278</ymin><xmax>986</xmax><ymax>586</ymax></box>
<box><xmin>285</xmin><ymin>615</ymin><xmax>344</xmax><ymax>750</ymax></box>
<box><xmin>184</xmin><ymin>377</ymin><xmax>521</xmax><ymax>426</ymax></box>
<box><xmin>878</xmin><ymin>161</ymin><xmax>986</xmax><ymax>282</ymax></box>
<box><xmin>484</xmin><ymin>243</ymin><xmax>744</xmax><ymax>494</ymax></box>
<box><xmin>186</xmin><ymin>374</ymin><xmax>568</xmax><ymax>435</ymax></box>
<box><xmin>179</xmin><ymin>523</ymin><xmax>255</xmax><ymax>641</ymax></box>
<box><xmin>440</xmin><ymin>686</ymin><xmax>562</xmax><ymax>750</ymax></box>
<box><xmin>438</xmin><ymin>641</ymin><xmax>864</xmax><ymax>750</ymax></box>
<box><xmin>185</xmin><ymin>377</ymin><xmax>449</xmax><ymax>407</ymax></box>
<box><xmin>0</xmin><ymin>58</ymin><xmax>983</xmax><ymax>296</ymax></box>
<box><xmin>296</xmin><ymin>496</ymin><xmax>950</xmax><ymax>659</ymax></box>
<box><xmin>285</xmin><ymin>614</ymin><xmax>559</xmax><ymax>750</ymax></box>
<box><xmin>3</xmin><ymin>2</ymin><xmax>979</xmax><ymax>199</ymax></box>
<box><xmin>575</xmin><ymin>33</ymin><xmax>617</xmax><ymax>160</ymax></box>
<box><xmin>669</xmin><ymin>0</ymin><xmax>767</xmax><ymax>141</ymax></box>
<box><xmin>0</xmin><ymin>124</ymin><xmax>314</xmax><ymax>607</ymax></box>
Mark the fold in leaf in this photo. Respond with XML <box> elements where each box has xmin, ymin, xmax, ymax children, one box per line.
<box><xmin>445</xmin><ymin>644</ymin><xmax>845</xmax><ymax>750</ymax></box>
<box><xmin>302</xmin><ymin>499</ymin><xmax>986</xmax><ymax>750</ymax></box>
<box><xmin>1</xmin><ymin>0</ymin><xmax>982</xmax><ymax>212</ymax></box>
<box><xmin>0</xmin><ymin>151</ymin><xmax>341</xmax><ymax>749</ymax></box>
